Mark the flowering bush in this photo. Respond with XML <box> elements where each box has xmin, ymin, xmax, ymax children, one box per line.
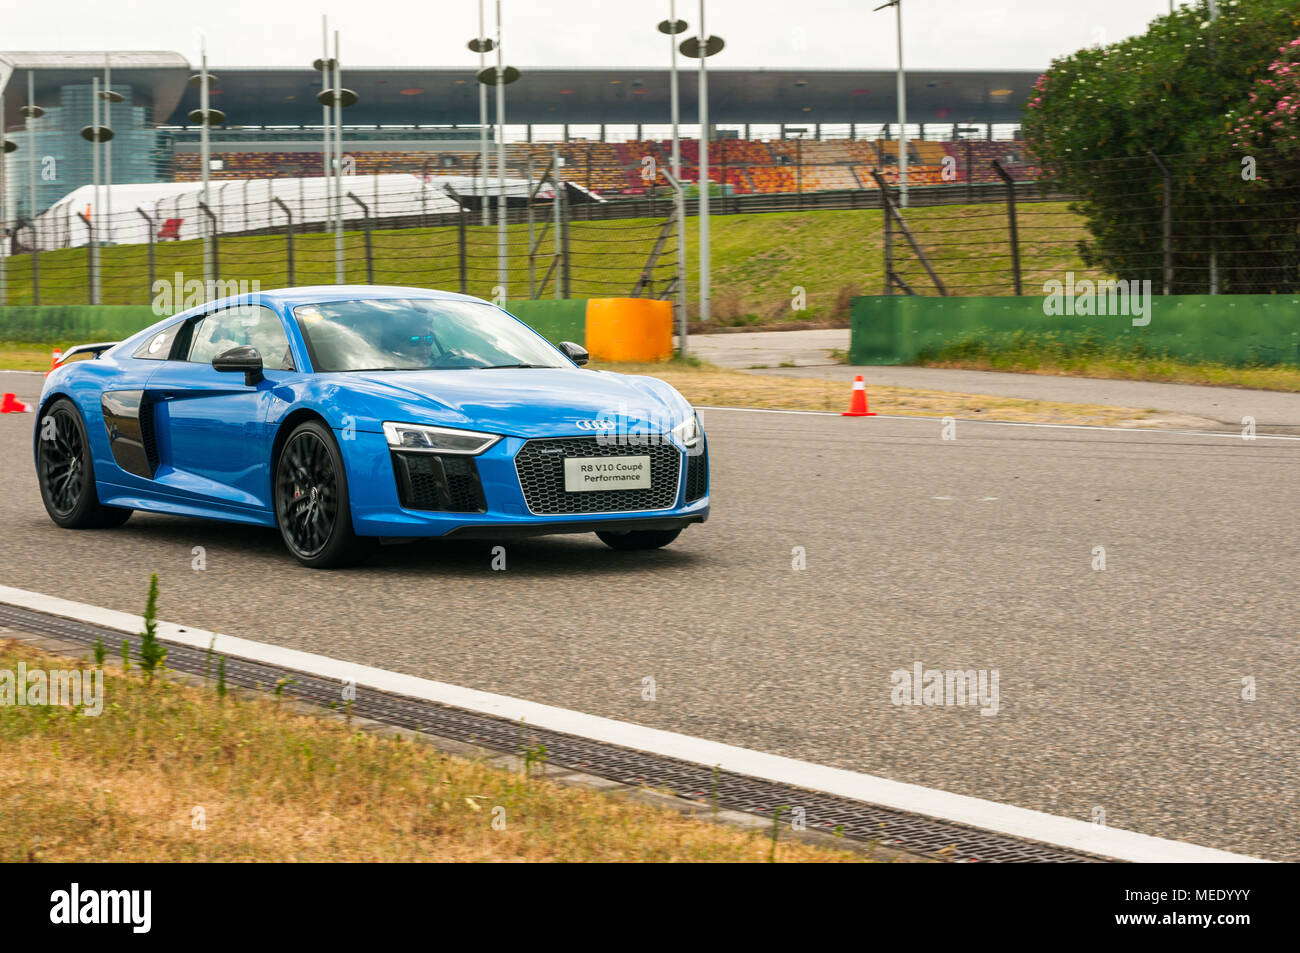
<box><xmin>1231</xmin><ymin>37</ymin><xmax>1300</xmax><ymax>158</ymax></box>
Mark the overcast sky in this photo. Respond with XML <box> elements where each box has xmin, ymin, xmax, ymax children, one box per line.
<box><xmin>6</xmin><ymin>0</ymin><xmax>1184</xmax><ymax>71</ymax></box>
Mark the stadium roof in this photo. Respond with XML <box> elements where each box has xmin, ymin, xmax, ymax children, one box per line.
<box><xmin>0</xmin><ymin>51</ymin><xmax>189</xmax><ymax>128</ymax></box>
<box><xmin>2</xmin><ymin>53</ymin><xmax>1038</xmax><ymax>129</ymax></box>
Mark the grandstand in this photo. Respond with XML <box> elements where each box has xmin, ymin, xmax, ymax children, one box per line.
<box><xmin>2</xmin><ymin>52</ymin><xmax>1040</xmax><ymax>217</ymax></box>
<box><xmin>169</xmin><ymin>136</ymin><xmax>1037</xmax><ymax>198</ymax></box>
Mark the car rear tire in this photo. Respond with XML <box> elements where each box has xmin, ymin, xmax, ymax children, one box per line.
<box><xmin>596</xmin><ymin>528</ymin><xmax>683</xmax><ymax>551</ymax></box>
<box><xmin>273</xmin><ymin>420</ymin><xmax>372</xmax><ymax>568</ymax></box>
<box><xmin>36</xmin><ymin>397</ymin><xmax>133</xmax><ymax>529</ymax></box>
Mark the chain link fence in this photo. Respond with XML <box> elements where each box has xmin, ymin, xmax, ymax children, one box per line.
<box><xmin>0</xmin><ymin>176</ymin><xmax>682</xmax><ymax>308</ymax></box>
<box><xmin>883</xmin><ymin>149</ymin><xmax>1300</xmax><ymax>297</ymax></box>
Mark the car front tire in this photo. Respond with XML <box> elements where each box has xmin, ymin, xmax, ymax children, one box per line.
<box><xmin>36</xmin><ymin>397</ymin><xmax>133</xmax><ymax>529</ymax></box>
<box><xmin>273</xmin><ymin>419</ymin><xmax>372</xmax><ymax>568</ymax></box>
<box><xmin>596</xmin><ymin>528</ymin><xmax>683</xmax><ymax>551</ymax></box>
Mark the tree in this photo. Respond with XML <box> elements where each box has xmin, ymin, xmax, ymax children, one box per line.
<box><xmin>1024</xmin><ymin>1</ymin><xmax>1300</xmax><ymax>294</ymax></box>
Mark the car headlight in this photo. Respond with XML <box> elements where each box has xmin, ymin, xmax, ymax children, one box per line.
<box><xmin>670</xmin><ymin>413</ymin><xmax>703</xmax><ymax>450</ymax></box>
<box><xmin>382</xmin><ymin>421</ymin><xmax>501</xmax><ymax>455</ymax></box>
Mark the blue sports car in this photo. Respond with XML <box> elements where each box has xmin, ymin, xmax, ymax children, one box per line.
<box><xmin>33</xmin><ymin>286</ymin><xmax>709</xmax><ymax>567</ymax></box>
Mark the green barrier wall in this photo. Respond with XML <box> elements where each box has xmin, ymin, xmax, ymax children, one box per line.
<box><xmin>0</xmin><ymin>299</ymin><xmax>590</xmax><ymax>348</ymax></box>
<box><xmin>850</xmin><ymin>294</ymin><xmax>1300</xmax><ymax>366</ymax></box>
<box><xmin>0</xmin><ymin>306</ymin><xmax>160</xmax><ymax>345</ymax></box>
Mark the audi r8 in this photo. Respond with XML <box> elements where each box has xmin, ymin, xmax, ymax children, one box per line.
<box><xmin>33</xmin><ymin>286</ymin><xmax>709</xmax><ymax>567</ymax></box>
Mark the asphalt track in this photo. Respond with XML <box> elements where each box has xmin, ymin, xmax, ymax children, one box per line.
<box><xmin>1</xmin><ymin>370</ymin><xmax>1296</xmax><ymax>860</ymax></box>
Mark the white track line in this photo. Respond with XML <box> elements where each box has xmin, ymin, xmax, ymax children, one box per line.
<box><xmin>0</xmin><ymin>583</ymin><xmax>1268</xmax><ymax>864</ymax></box>
<box><xmin>697</xmin><ymin>405</ymin><xmax>1300</xmax><ymax>441</ymax></box>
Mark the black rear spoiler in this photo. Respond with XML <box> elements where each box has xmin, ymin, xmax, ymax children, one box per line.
<box><xmin>56</xmin><ymin>342</ymin><xmax>119</xmax><ymax>364</ymax></box>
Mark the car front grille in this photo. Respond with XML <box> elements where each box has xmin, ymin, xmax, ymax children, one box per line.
<box><xmin>392</xmin><ymin>452</ymin><xmax>486</xmax><ymax>512</ymax></box>
<box><xmin>514</xmin><ymin>436</ymin><xmax>681</xmax><ymax>515</ymax></box>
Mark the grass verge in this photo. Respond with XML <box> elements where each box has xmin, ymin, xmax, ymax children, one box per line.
<box><xmin>0</xmin><ymin>638</ymin><xmax>860</xmax><ymax>862</ymax></box>
<box><xmin>915</xmin><ymin>331</ymin><xmax>1300</xmax><ymax>393</ymax></box>
<box><xmin>0</xmin><ymin>343</ymin><xmax>56</xmax><ymax>372</ymax></box>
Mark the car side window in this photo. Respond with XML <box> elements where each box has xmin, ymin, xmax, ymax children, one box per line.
<box><xmin>132</xmin><ymin>322</ymin><xmax>183</xmax><ymax>361</ymax></box>
<box><xmin>186</xmin><ymin>305</ymin><xmax>295</xmax><ymax>370</ymax></box>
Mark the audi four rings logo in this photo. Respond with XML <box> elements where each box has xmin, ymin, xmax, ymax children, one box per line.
<box><xmin>575</xmin><ymin>420</ymin><xmax>617</xmax><ymax>431</ymax></box>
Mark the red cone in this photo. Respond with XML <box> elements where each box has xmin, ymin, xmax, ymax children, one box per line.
<box><xmin>840</xmin><ymin>375</ymin><xmax>876</xmax><ymax>417</ymax></box>
<box><xmin>1</xmin><ymin>393</ymin><xmax>32</xmax><ymax>414</ymax></box>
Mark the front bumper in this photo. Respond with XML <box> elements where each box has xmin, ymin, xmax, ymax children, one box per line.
<box><xmin>341</xmin><ymin>429</ymin><xmax>710</xmax><ymax>538</ymax></box>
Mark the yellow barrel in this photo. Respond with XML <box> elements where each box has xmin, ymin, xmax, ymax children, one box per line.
<box><xmin>584</xmin><ymin>298</ymin><xmax>673</xmax><ymax>362</ymax></box>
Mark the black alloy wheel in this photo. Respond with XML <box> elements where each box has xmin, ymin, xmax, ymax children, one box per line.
<box><xmin>36</xmin><ymin>397</ymin><xmax>132</xmax><ymax>529</ymax></box>
<box><xmin>274</xmin><ymin>420</ymin><xmax>370</xmax><ymax>567</ymax></box>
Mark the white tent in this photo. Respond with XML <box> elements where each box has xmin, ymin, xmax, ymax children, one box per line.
<box><xmin>25</xmin><ymin>173</ymin><xmax>555</xmax><ymax>251</ymax></box>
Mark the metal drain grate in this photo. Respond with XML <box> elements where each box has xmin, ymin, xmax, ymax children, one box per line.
<box><xmin>0</xmin><ymin>603</ymin><xmax>1101</xmax><ymax>863</ymax></box>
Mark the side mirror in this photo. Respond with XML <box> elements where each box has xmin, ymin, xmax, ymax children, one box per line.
<box><xmin>558</xmin><ymin>341</ymin><xmax>589</xmax><ymax>366</ymax></box>
<box><xmin>213</xmin><ymin>345</ymin><xmax>264</xmax><ymax>386</ymax></box>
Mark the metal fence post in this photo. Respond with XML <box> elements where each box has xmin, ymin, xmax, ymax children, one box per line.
<box><xmin>273</xmin><ymin>197</ymin><xmax>295</xmax><ymax>286</ymax></box>
<box><xmin>527</xmin><ymin>153</ymin><xmax>536</xmax><ymax>299</ymax></box>
<box><xmin>559</xmin><ymin>178</ymin><xmax>571</xmax><ymax>298</ymax></box>
<box><xmin>136</xmin><ymin>207</ymin><xmax>156</xmax><ymax>302</ymax></box>
<box><xmin>1148</xmin><ymin>151</ymin><xmax>1172</xmax><ymax>295</ymax></box>
<box><xmin>990</xmin><ymin>159</ymin><xmax>1022</xmax><ymax>296</ymax></box>
<box><xmin>76</xmin><ymin>212</ymin><xmax>94</xmax><ymax>303</ymax></box>
<box><xmin>346</xmin><ymin>192</ymin><xmax>373</xmax><ymax>284</ymax></box>
<box><xmin>552</xmin><ymin>146</ymin><xmax>562</xmax><ymax>300</ymax></box>
<box><xmin>198</xmin><ymin>202</ymin><xmax>218</xmax><ymax>289</ymax></box>
<box><xmin>879</xmin><ymin>172</ymin><xmax>894</xmax><ymax>295</ymax></box>
<box><xmin>458</xmin><ymin>203</ymin><xmax>468</xmax><ymax>295</ymax></box>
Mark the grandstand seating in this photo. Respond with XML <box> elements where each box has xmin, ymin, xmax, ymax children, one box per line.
<box><xmin>172</xmin><ymin>137</ymin><xmax>1039</xmax><ymax>196</ymax></box>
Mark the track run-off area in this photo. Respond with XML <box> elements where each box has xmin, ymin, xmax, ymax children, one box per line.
<box><xmin>1</xmin><ymin>369</ymin><xmax>1295</xmax><ymax>861</ymax></box>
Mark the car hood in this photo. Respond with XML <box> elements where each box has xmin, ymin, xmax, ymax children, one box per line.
<box><xmin>330</xmin><ymin>367</ymin><xmax>693</xmax><ymax>438</ymax></box>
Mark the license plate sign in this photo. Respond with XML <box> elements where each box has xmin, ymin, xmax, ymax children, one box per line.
<box><xmin>563</xmin><ymin>456</ymin><xmax>651</xmax><ymax>492</ymax></box>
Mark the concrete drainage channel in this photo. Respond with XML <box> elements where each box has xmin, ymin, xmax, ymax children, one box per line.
<box><xmin>0</xmin><ymin>603</ymin><xmax>1099</xmax><ymax>863</ymax></box>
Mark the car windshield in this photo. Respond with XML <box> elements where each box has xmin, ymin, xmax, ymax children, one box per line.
<box><xmin>291</xmin><ymin>297</ymin><xmax>570</xmax><ymax>372</ymax></box>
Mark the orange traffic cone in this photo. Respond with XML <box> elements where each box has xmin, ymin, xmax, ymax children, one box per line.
<box><xmin>46</xmin><ymin>348</ymin><xmax>62</xmax><ymax>378</ymax></box>
<box><xmin>1</xmin><ymin>393</ymin><xmax>32</xmax><ymax>414</ymax></box>
<box><xmin>841</xmin><ymin>375</ymin><xmax>876</xmax><ymax>417</ymax></box>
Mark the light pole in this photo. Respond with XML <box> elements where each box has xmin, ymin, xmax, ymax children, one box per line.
<box><xmin>468</xmin><ymin>1</ymin><xmax>494</xmax><ymax>227</ymax></box>
<box><xmin>333</xmin><ymin>32</ymin><xmax>343</xmax><ymax>284</ymax></box>
<box><xmin>474</xmin><ymin>1</ymin><xmax>518</xmax><ymax>301</ymax></box>
<box><xmin>81</xmin><ymin>78</ymin><xmax>116</xmax><ymax>304</ymax></box>
<box><xmin>874</xmin><ymin>0</ymin><xmax>908</xmax><ymax>207</ymax></box>
<box><xmin>658</xmin><ymin>4</ymin><xmax>688</xmax><ymax>188</ymax></box>
<box><xmin>187</xmin><ymin>46</ymin><xmax>224</xmax><ymax>290</ymax></box>
<box><xmin>679</xmin><ymin>1</ymin><xmax>723</xmax><ymax>328</ymax></box>
<box><xmin>657</xmin><ymin>6</ymin><xmax>689</xmax><ymax>353</ymax></box>
<box><xmin>100</xmin><ymin>55</ymin><xmax>123</xmax><ymax>248</ymax></box>
<box><xmin>957</xmin><ymin>122</ymin><xmax>978</xmax><ymax>203</ymax></box>
<box><xmin>0</xmin><ymin>92</ymin><xmax>12</xmax><ymax>304</ymax></box>
<box><xmin>315</xmin><ymin>17</ymin><xmax>334</xmax><ymax>258</ymax></box>
<box><xmin>786</xmin><ymin>126</ymin><xmax>809</xmax><ymax>197</ymax></box>
<box><xmin>316</xmin><ymin>29</ymin><xmax>358</xmax><ymax>285</ymax></box>
<box><xmin>21</xmin><ymin>75</ymin><xmax>44</xmax><ymax>303</ymax></box>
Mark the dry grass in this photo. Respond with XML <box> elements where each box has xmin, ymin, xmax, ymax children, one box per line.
<box><xmin>595</xmin><ymin>361</ymin><xmax>1179</xmax><ymax>427</ymax></box>
<box><xmin>923</xmin><ymin>354</ymin><xmax>1300</xmax><ymax>393</ymax></box>
<box><xmin>0</xmin><ymin>344</ymin><xmax>56</xmax><ymax>373</ymax></box>
<box><xmin>0</xmin><ymin>639</ymin><xmax>861</xmax><ymax>863</ymax></box>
